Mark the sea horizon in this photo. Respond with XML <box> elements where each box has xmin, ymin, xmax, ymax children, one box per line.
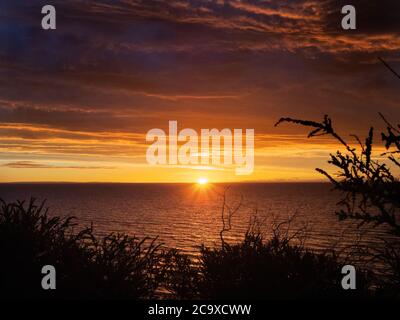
<box><xmin>0</xmin><ymin>181</ymin><xmax>330</xmax><ymax>185</ymax></box>
<box><xmin>0</xmin><ymin>182</ymin><xmax>387</xmax><ymax>258</ymax></box>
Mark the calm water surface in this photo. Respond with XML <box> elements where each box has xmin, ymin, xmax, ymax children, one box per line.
<box><xmin>0</xmin><ymin>183</ymin><xmax>389</xmax><ymax>256</ymax></box>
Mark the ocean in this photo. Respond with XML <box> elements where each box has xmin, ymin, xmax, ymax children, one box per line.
<box><xmin>0</xmin><ymin>182</ymin><xmax>389</xmax><ymax>256</ymax></box>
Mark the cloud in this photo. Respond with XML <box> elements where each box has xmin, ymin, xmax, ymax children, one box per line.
<box><xmin>2</xmin><ymin>160</ymin><xmax>115</xmax><ymax>169</ymax></box>
<box><xmin>0</xmin><ymin>0</ymin><xmax>399</xmax><ymax>182</ymax></box>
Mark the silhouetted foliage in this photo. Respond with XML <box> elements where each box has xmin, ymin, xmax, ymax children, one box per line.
<box><xmin>275</xmin><ymin>58</ymin><xmax>400</xmax><ymax>297</ymax></box>
<box><xmin>165</xmin><ymin>231</ymin><xmax>371</xmax><ymax>299</ymax></box>
<box><xmin>0</xmin><ymin>199</ymin><xmax>167</xmax><ymax>299</ymax></box>
<box><xmin>275</xmin><ymin>114</ymin><xmax>400</xmax><ymax>296</ymax></box>
<box><xmin>0</xmin><ymin>198</ymin><xmax>375</xmax><ymax>300</ymax></box>
<box><xmin>275</xmin><ymin>115</ymin><xmax>400</xmax><ymax>235</ymax></box>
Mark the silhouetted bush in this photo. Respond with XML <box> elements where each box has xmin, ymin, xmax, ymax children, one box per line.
<box><xmin>273</xmin><ymin>59</ymin><xmax>400</xmax><ymax>298</ymax></box>
<box><xmin>0</xmin><ymin>198</ymin><xmax>376</xmax><ymax>299</ymax></box>
<box><xmin>164</xmin><ymin>232</ymin><xmax>372</xmax><ymax>299</ymax></box>
<box><xmin>0</xmin><ymin>199</ymin><xmax>166</xmax><ymax>299</ymax></box>
<box><xmin>275</xmin><ymin>114</ymin><xmax>400</xmax><ymax>298</ymax></box>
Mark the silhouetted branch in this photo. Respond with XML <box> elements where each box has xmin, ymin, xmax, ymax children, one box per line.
<box><xmin>379</xmin><ymin>57</ymin><xmax>400</xmax><ymax>80</ymax></box>
<box><xmin>219</xmin><ymin>186</ymin><xmax>243</xmax><ymax>248</ymax></box>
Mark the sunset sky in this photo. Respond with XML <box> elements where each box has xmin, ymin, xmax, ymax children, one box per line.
<box><xmin>0</xmin><ymin>0</ymin><xmax>399</xmax><ymax>182</ymax></box>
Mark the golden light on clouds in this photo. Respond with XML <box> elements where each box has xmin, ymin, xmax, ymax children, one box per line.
<box><xmin>1</xmin><ymin>1</ymin><xmax>399</xmax><ymax>183</ymax></box>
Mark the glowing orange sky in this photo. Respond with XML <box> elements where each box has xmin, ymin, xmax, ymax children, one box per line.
<box><xmin>0</xmin><ymin>0</ymin><xmax>399</xmax><ymax>182</ymax></box>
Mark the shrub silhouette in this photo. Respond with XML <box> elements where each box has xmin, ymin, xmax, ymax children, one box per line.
<box><xmin>274</xmin><ymin>59</ymin><xmax>400</xmax><ymax>297</ymax></box>
<box><xmin>0</xmin><ymin>197</ymin><xmax>374</xmax><ymax>300</ymax></box>
<box><xmin>0</xmin><ymin>199</ymin><xmax>166</xmax><ymax>299</ymax></box>
<box><xmin>162</xmin><ymin>187</ymin><xmax>372</xmax><ymax>299</ymax></box>
<box><xmin>164</xmin><ymin>232</ymin><xmax>371</xmax><ymax>299</ymax></box>
<box><xmin>275</xmin><ymin>114</ymin><xmax>400</xmax><ymax>297</ymax></box>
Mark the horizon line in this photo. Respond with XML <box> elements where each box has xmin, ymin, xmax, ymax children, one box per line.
<box><xmin>0</xmin><ymin>180</ymin><xmax>328</xmax><ymax>184</ymax></box>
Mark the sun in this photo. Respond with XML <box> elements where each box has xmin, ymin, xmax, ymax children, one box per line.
<box><xmin>197</xmin><ymin>177</ymin><xmax>208</xmax><ymax>185</ymax></box>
